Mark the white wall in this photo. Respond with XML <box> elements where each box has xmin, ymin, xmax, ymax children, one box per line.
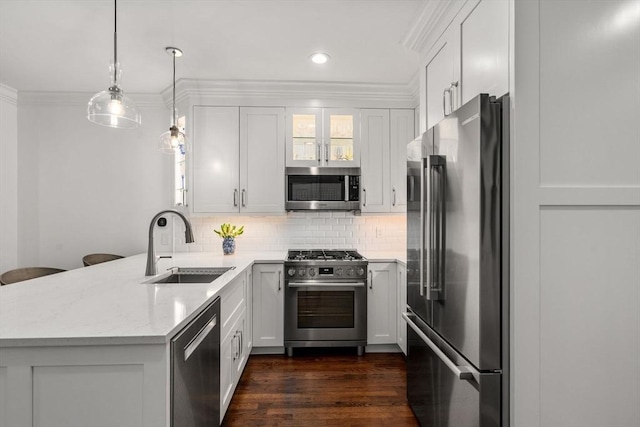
<box><xmin>16</xmin><ymin>93</ymin><xmax>173</xmax><ymax>270</ymax></box>
<box><xmin>512</xmin><ymin>0</ymin><xmax>640</xmax><ymax>426</ymax></box>
<box><xmin>0</xmin><ymin>84</ymin><xmax>18</xmax><ymax>273</ymax></box>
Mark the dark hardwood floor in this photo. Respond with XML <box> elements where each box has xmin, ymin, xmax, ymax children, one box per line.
<box><xmin>222</xmin><ymin>348</ymin><xmax>419</xmax><ymax>427</ymax></box>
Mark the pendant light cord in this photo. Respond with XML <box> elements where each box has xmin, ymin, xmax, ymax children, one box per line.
<box><xmin>172</xmin><ymin>50</ymin><xmax>177</xmax><ymax>126</ymax></box>
<box><xmin>113</xmin><ymin>0</ymin><xmax>118</xmax><ymax>86</ymax></box>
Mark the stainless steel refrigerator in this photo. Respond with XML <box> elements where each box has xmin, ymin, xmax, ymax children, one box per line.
<box><xmin>404</xmin><ymin>93</ymin><xmax>509</xmax><ymax>427</ymax></box>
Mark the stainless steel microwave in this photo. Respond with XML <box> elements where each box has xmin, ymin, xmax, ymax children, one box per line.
<box><xmin>285</xmin><ymin>167</ymin><xmax>360</xmax><ymax>211</ymax></box>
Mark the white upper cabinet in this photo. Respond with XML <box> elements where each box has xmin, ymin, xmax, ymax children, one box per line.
<box><xmin>192</xmin><ymin>106</ymin><xmax>240</xmax><ymax>213</ymax></box>
<box><xmin>360</xmin><ymin>109</ymin><xmax>390</xmax><ymax>212</ymax></box>
<box><xmin>425</xmin><ymin>27</ymin><xmax>459</xmax><ymax>130</ymax></box>
<box><xmin>389</xmin><ymin>109</ymin><xmax>415</xmax><ymax>212</ymax></box>
<box><xmin>459</xmin><ymin>0</ymin><xmax>509</xmax><ymax>105</ymax></box>
<box><xmin>192</xmin><ymin>106</ymin><xmax>285</xmax><ymax>214</ymax></box>
<box><xmin>240</xmin><ymin>107</ymin><xmax>286</xmax><ymax>213</ymax></box>
<box><xmin>424</xmin><ymin>0</ymin><xmax>509</xmax><ymax>129</ymax></box>
<box><xmin>286</xmin><ymin>108</ymin><xmax>360</xmax><ymax>167</ymax></box>
<box><xmin>361</xmin><ymin>109</ymin><xmax>414</xmax><ymax>213</ymax></box>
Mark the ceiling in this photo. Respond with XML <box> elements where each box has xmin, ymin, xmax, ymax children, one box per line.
<box><xmin>0</xmin><ymin>0</ymin><xmax>425</xmax><ymax>95</ymax></box>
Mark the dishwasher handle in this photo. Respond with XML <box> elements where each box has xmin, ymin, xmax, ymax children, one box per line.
<box><xmin>184</xmin><ymin>316</ymin><xmax>217</xmax><ymax>362</ymax></box>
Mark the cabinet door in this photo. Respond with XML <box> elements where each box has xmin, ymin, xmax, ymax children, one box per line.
<box><xmin>192</xmin><ymin>106</ymin><xmax>240</xmax><ymax>213</ymax></box>
<box><xmin>389</xmin><ymin>109</ymin><xmax>415</xmax><ymax>213</ymax></box>
<box><xmin>324</xmin><ymin>108</ymin><xmax>360</xmax><ymax>167</ymax></box>
<box><xmin>360</xmin><ymin>109</ymin><xmax>390</xmax><ymax>213</ymax></box>
<box><xmin>460</xmin><ymin>0</ymin><xmax>509</xmax><ymax>105</ymax></box>
<box><xmin>220</xmin><ymin>326</ymin><xmax>236</xmax><ymax>420</ymax></box>
<box><xmin>286</xmin><ymin>108</ymin><xmax>322</xmax><ymax>166</ymax></box>
<box><xmin>234</xmin><ymin>310</ymin><xmax>249</xmax><ymax>379</ymax></box>
<box><xmin>425</xmin><ymin>27</ymin><xmax>459</xmax><ymax>130</ymax></box>
<box><xmin>367</xmin><ymin>262</ymin><xmax>398</xmax><ymax>345</ymax></box>
<box><xmin>397</xmin><ymin>263</ymin><xmax>407</xmax><ymax>355</ymax></box>
<box><xmin>245</xmin><ymin>268</ymin><xmax>253</xmax><ymax>351</ymax></box>
<box><xmin>240</xmin><ymin>107</ymin><xmax>285</xmax><ymax>213</ymax></box>
<box><xmin>252</xmin><ymin>264</ymin><xmax>284</xmax><ymax>347</ymax></box>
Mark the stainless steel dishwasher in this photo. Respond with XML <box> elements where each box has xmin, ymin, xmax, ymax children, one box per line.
<box><xmin>171</xmin><ymin>297</ymin><xmax>220</xmax><ymax>427</ymax></box>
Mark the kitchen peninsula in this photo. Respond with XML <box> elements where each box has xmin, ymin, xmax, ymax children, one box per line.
<box><xmin>0</xmin><ymin>252</ymin><xmax>284</xmax><ymax>427</ymax></box>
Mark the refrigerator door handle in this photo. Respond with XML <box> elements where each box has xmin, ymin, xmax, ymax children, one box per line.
<box><xmin>425</xmin><ymin>155</ymin><xmax>446</xmax><ymax>300</ymax></box>
<box><xmin>402</xmin><ymin>312</ymin><xmax>477</xmax><ymax>381</ymax></box>
<box><xmin>407</xmin><ymin>175</ymin><xmax>415</xmax><ymax>202</ymax></box>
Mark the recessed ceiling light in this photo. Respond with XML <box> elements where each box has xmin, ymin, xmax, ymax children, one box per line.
<box><xmin>310</xmin><ymin>52</ymin><xmax>330</xmax><ymax>64</ymax></box>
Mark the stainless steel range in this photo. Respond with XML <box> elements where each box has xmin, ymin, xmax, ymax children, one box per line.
<box><xmin>284</xmin><ymin>249</ymin><xmax>368</xmax><ymax>356</ymax></box>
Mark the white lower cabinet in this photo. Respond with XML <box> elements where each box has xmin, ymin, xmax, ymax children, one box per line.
<box><xmin>367</xmin><ymin>262</ymin><xmax>398</xmax><ymax>345</ymax></box>
<box><xmin>220</xmin><ymin>308</ymin><xmax>248</xmax><ymax>421</ymax></box>
<box><xmin>219</xmin><ymin>270</ymin><xmax>251</xmax><ymax>423</ymax></box>
<box><xmin>0</xmin><ymin>344</ymin><xmax>168</xmax><ymax>427</ymax></box>
<box><xmin>252</xmin><ymin>263</ymin><xmax>284</xmax><ymax>348</ymax></box>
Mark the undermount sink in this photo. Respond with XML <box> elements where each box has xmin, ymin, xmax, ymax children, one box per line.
<box><xmin>145</xmin><ymin>267</ymin><xmax>236</xmax><ymax>284</ymax></box>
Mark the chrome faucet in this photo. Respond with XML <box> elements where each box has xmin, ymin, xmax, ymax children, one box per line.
<box><xmin>145</xmin><ymin>209</ymin><xmax>195</xmax><ymax>276</ymax></box>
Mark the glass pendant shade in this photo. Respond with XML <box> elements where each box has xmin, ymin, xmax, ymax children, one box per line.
<box><xmin>159</xmin><ymin>124</ymin><xmax>190</xmax><ymax>154</ymax></box>
<box><xmin>88</xmin><ymin>62</ymin><xmax>140</xmax><ymax>129</ymax></box>
<box><xmin>159</xmin><ymin>47</ymin><xmax>189</xmax><ymax>154</ymax></box>
<box><xmin>87</xmin><ymin>0</ymin><xmax>141</xmax><ymax>129</ymax></box>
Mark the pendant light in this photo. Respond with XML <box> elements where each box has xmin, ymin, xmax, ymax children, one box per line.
<box><xmin>159</xmin><ymin>47</ymin><xmax>189</xmax><ymax>154</ymax></box>
<box><xmin>87</xmin><ymin>0</ymin><xmax>141</xmax><ymax>129</ymax></box>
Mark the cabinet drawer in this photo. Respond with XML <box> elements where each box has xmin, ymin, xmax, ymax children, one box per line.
<box><xmin>220</xmin><ymin>276</ymin><xmax>246</xmax><ymax>340</ymax></box>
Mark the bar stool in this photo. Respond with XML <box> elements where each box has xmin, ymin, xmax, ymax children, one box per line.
<box><xmin>0</xmin><ymin>267</ymin><xmax>66</xmax><ymax>286</ymax></box>
<box><xmin>82</xmin><ymin>253</ymin><xmax>124</xmax><ymax>267</ymax></box>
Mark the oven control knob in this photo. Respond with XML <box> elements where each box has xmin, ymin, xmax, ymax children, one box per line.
<box><xmin>357</xmin><ymin>267</ymin><xmax>365</xmax><ymax>276</ymax></box>
<box><xmin>288</xmin><ymin>268</ymin><xmax>296</xmax><ymax>277</ymax></box>
<box><xmin>335</xmin><ymin>267</ymin><xmax>343</xmax><ymax>276</ymax></box>
<box><xmin>346</xmin><ymin>267</ymin><xmax>354</xmax><ymax>276</ymax></box>
<box><xmin>298</xmin><ymin>268</ymin><xmax>306</xmax><ymax>277</ymax></box>
<box><xmin>308</xmin><ymin>268</ymin><xmax>316</xmax><ymax>277</ymax></box>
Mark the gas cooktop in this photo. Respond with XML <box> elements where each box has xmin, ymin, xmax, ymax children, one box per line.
<box><xmin>286</xmin><ymin>249</ymin><xmax>365</xmax><ymax>262</ymax></box>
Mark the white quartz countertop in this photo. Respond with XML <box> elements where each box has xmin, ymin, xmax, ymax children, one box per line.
<box><xmin>361</xmin><ymin>251</ymin><xmax>406</xmax><ymax>264</ymax></box>
<box><xmin>0</xmin><ymin>251</ymin><xmax>285</xmax><ymax>348</ymax></box>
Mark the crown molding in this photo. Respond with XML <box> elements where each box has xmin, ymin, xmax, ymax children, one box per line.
<box><xmin>169</xmin><ymin>79</ymin><xmax>417</xmax><ymax>109</ymax></box>
<box><xmin>401</xmin><ymin>0</ymin><xmax>466</xmax><ymax>55</ymax></box>
<box><xmin>14</xmin><ymin>78</ymin><xmax>418</xmax><ymax>109</ymax></box>
<box><xmin>0</xmin><ymin>84</ymin><xmax>18</xmax><ymax>106</ymax></box>
<box><xmin>16</xmin><ymin>91</ymin><xmax>165</xmax><ymax>108</ymax></box>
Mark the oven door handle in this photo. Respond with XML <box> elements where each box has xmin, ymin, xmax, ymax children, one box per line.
<box><xmin>287</xmin><ymin>281</ymin><xmax>366</xmax><ymax>287</ymax></box>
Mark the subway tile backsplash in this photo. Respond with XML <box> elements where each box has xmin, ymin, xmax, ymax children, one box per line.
<box><xmin>174</xmin><ymin>212</ymin><xmax>406</xmax><ymax>254</ymax></box>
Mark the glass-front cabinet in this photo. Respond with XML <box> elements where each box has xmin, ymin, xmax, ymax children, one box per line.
<box><xmin>286</xmin><ymin>108</ymin><xmax>360</xmax><ymax>167</ymax></box>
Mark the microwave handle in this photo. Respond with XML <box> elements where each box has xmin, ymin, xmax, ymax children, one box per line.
<box><xmin>344</xmin><ymin>178</ymin><xmax>349</xmax><ymax>202</ymax></box>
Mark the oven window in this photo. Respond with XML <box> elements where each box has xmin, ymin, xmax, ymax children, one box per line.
<box><xmin>287</xmin><ymin>175</ymin><xmax>345</xmax><ymax>201</ymax></box>
<box><xmin>298</xmin><ymin>290</ymin><xmax>354</xmax><ymax>328</ymax></box>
